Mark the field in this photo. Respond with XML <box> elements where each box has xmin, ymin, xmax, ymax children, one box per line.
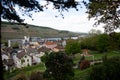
<box><xmin>4</xmin><ymin>51</ymin><xmax>120</xmax><ymax>80</ymax></box>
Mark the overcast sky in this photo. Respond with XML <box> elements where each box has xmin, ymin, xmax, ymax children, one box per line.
<box><xmin>2</xmin><ymin>0</ymin><xmax>120</xmax><ymax>33</ymax></box>
<box><xmin>13</xmin><ymin>0</ymin><xmax>105</xmax><ymax>33</ymax></box>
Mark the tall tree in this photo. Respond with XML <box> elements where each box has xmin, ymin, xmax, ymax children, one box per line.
<box><xmin>86</xmin><ymin>0</ymin><xmax>120</xmax><ymax>33</ymax></box>
<box><xmin>1</xmin><ymin>0</ymin><xmax>78</xmax><ymax>23</ymax></box>
<box><xmin>65</xmin><ymin>39</ymin><xmax>81</xmax><ymax>56</ymax></box>
<box><xmin>43</xmin><ymin>52</ymin><xmax>74</xmax><ymax>80</ymax></box>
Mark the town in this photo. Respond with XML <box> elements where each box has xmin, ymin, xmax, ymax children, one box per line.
<box><xmin>1</xmin><ymin>36</ymin><xmax>80</xmax><ymax>72</ymax></box>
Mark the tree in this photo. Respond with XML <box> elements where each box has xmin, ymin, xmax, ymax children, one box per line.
<box><xmin>1</xmin><ymin>0</ymin><xmax>78</xmax><ymax>23</ymax></box>
<box><xmin>86</xmin><ymin>1</ymin><xmax>120</xmax><ymax>33</ymax></box>
<box><xmin>96</xmin><ymin>34</ymin><xmax>110</xmax><ymax>52</ymax></box>
<box><xmin>89</xmin><ymin>29</ymin><xmax>102</xmax><ymax>36</ymax></box>
<box><xmin>65</xmin><ymin>39</ymin><xmax>81</xmax><ymax>56</ymax></box>
<box><xmin>88</xmin><ymin>56</ymin><xmax>120</xmax><ymax>80</ymax></box>
<box><xmin>1</xmin><ymin>0</ymin><xmax>120</xmax><ymax>32</ymax></box>
<box><xmin>43</xmin><ymin>52</ymin><xmax>74</xmax><ymax>80</ymax></box>
<box><xmin>108</xmin><ymin>32</ymin><xmax>120</xmax><ymax>50</ymax></box>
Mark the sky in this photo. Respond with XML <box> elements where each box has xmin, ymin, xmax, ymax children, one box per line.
<box><xmin>2</xmin><ymin>0</ymin><xmax>120</xmax><ymax>33</ymax></box>
<box><xmin>14</xmin><ymin>0</ymin><xmax>105</xmax><ymax>33</ymax></box>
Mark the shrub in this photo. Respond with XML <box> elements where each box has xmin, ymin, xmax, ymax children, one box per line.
<box><xmin>88</xmin><ymin>56</ymin><xmax>120</xmax><ymax>80</ymax></box>
<box><xmin>79</xmin><ymin>60</ymin><xmax>90</xmax><ymax>70</ymax></box>
<box><xmin>14</xmin><ymin>72</ymin><xmax>27</xmax><ymax>80</ymax></box>
<box><xmin>30</xmin><ymin>71</ymin><xmax>44</xmax><ymax>80</ymax></box>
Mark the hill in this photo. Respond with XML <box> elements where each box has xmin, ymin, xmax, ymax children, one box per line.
<box><xmin>1</xmin><ymin>21</ymin><xmax>87</xmax><ymax>41</ymax></box>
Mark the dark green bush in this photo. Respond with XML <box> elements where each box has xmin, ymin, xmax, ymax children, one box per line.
<box><xmin>43</xmin><ymin>52</ymin><xmax>74</xmax><ymax>80</ymax></box>
<box><xmin>88</xmin><ymin>56</ymin><xmax>120</xmax><ymax>80</ymax></box>
<box><xmin>30</xmin><ymin>71</ymin><xmax>44</xmax><ymax>80</ymax></box>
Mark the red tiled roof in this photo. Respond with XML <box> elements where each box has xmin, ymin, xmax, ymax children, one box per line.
<box><xmin>54</xmin><ymin>46</ymin><xmax>64</xmax><ymax>49</ymax></box>
<box><xmin>45</xmin><ymin>41</ymin><xmax>57</xmax><ymax>45</ymax></box>
<box><xmin>38</xmin><ymin>47</ymin><xmax>51</xmax><ymax>52</ymax></box>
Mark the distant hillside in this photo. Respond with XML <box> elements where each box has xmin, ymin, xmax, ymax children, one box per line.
<box><xmin>1</xmin><ymin>21</ymin><xmax>87</xmax><ymax>41</ymax></box>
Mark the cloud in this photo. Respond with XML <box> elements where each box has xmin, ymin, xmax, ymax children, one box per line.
<box><xmin>22</xmin><ymin>4</ymin><xmax>108</xmax><ymax>33</ymax></box>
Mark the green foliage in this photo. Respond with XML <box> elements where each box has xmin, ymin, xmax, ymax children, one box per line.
<box><xmin>109</xmin><ymin>32</ymin><xmax>120</xmax><ymax>50</ymax></box>
<box><xmin>81</xmin><ymin>33</ymin><xmax>120</xmax><ymax>52</ymax></box>
<box><xmin>87</xmin><ymin>1</ymin><xmax>120</xmax><ymax>32</ymax></box>
<box><xmin>43</xmin><ymin>52</ymin><xmax>74</xmax><ymax>80</ymax></box>
<box><xmin>96</xmin><ymin>34</ymin><xmax>110</xmax><ymax>52</ymax></box>
<box><xmin>81</xmin><ymin>36</ymin><xmax>98</xmax><ymax>50</ymax></box>
<box><xmin>88</xmin><ymin>56</ymin><xmax>120</xmax><ymax>80</ymax></box>
<box><xmin>65</xmin><ymin>39</ymin><xmax>81</xmax><ymax>55</ymax></box>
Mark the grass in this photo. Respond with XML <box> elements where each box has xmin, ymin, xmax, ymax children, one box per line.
<box><xmin>4</xmin><ymin>63</ymin><xmax>45</xmax><ymax>80</ymax></box>
<box><xmin>74</xmin><ymin>50</ymin><xmax>120</xmax><ymax>64</ymax></box>
<box><xmin>74</xmin><ymin>68</ymin><xmax>91</xmax><ymax>80</ymax></box>
<box><xmin>4</xmin><ymin>51</ymin><xmax>120</xmax><ymax>80</ymax></box>
<box><xmin>73</xmin><ymin>51</ymin><xmax>120</xmax><ymax>80</ymax></box>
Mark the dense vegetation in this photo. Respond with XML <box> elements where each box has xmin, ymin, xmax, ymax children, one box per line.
<box><xmin>42</xmin><ymin>52</ymin><xmax>74</xmax><ymax>80</ymax></box>
<box><xmin>4</xmin><ymin>51</ymin><xmax>120</xmax><ymax>80</ymax></box>
<box><xmin>88</xmin><ymin>56</ymin><xmax>120</xmax><ymax>80</ymax></box>
<box><xmin>65</xmin><ymin>39</ymin><xmax>81</xmax><ymax>56</ymax></box>
<box><xmin>80</xmin><ymin>32</ymin><xmax>120</xmax><ymax>52</ymax></box>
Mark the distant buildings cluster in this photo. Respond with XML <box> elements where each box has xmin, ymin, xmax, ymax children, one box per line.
<box><xmin>1</xmin><ymin>35</ymin><xmax>87</xmax><ymax>71</ymax></box>
<box><xmin>1</xmin><ymin>36</ymin><xmax>67</xmax><ymax>71</ymax></box>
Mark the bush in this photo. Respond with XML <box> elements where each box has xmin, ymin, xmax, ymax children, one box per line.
<box><xmin>88</xmin><ymin>56</ymin><xmax>120</xmax><ymax>80</ymax></box>
<box><xmin>30</xmin><ymin>71</ymin><xmax>44</xmax><ymax>80</ymax></box>
<box><xmin>43</xmin><ymin>52</ymin><xmax>74</xmax><ymax>80</ymax></box>
<box><xmin>14</xmin><ymin>72</ymin><xmax>27</xmax><ymax>80</ymax></box>
<box><xmin>79</xmin><ymin>60</ymin><xmax>90</xmax><ymax>70</ymax></box>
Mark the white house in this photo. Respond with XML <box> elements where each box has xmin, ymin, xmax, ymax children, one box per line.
<box><xmin>13</xmin><ymin>51</ymin><xmax>32</xmax><ymax>68</ymax></box>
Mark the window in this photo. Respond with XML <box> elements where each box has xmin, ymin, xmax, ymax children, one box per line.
<box><xmin>27</xmin><ymin>59</ymin><xmax>29</xmax><ymax>62</ymax></box>
<box><xmin>24</xmin><ymin>56</ymin><xmax>27</xmax><ymax>58</ymax></box>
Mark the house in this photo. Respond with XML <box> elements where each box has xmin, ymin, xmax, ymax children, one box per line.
<box><xmin>29</xmin><ymin>46</ymin><xmax>52</xmax><ymax>64</ymax></box>
<box><xmin>53</xmin><ymin>46</ymin><xmax>65</xmax><ymax>52</ymax></box>
<box><xmin>44</xmin><ymin>41</ymin><xmax>57</xmax><ymax>49</ymax></box>
<box><xmin>23</xmin><ymin>46</ymin><xmax>46</xmax><ymax>65</ymax></box>
<box><xmin>3</xmin><ymin>58</ymin><xmax>15</xmax><ymax>72</ymax></box>
<box><xmin>37</xmin><ymin>47</ymin><xmax>51</xmax><ymax>57</ymax></box>
<box><xmin>1</xmin><ymin>52</ymin><xmax>9</xmax><ymax>60</ymax></box>
<box><xmin>2</xmin><ymin>47</ymin><xmax>13</xmax><ymax>57</ymax></box>
<box><xmin>31</xmin><ymin>56</ymin><xmax>41</xmax><ymax>65</ymax></box>
<box><xmin>25</xmin><ymin>47</ymin><xmax>38</xmax><ymax>55</ymax></box>
<box><xmin>24</xmin><ymin>47</ymin><xmax>41</xmax><ymax>65</ymax></box>
<box><xmin>29</xmin><ymin>42</ymin><xmax>41</xmax><ymax>48</ymax></box>
<box><xmin>1</xmin><ymin>49</ymin><xmax>15</xmax><ymax>71</ymax></box>
<box><xmin>13</xmin><ymin>51</ymin><xmax>32</xmax><ymax>68</ymax></box>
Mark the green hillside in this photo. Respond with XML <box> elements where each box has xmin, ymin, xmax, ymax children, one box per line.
<box><xmin>1</xmin><ymin>21</ymin><xmax>86</xmax><ymax>41</ymax></box>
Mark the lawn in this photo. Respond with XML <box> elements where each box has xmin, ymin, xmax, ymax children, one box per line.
<box><xmin>4</xmin><ymin>51</ymin><xmax>120</xmax><ymax>80</ymax></box>
<box><xmin>73</xmin><ymin>50</ymin><xmax>120</xmax><ymax>80</ymax></box>
<box><xmin>74</xmin><ymin>50</ymin><xmax>120</xmax><ymax>64</ymax></box>
<box><xmin>4</xmin><ymin>63</ymin><xmax>46</xmax><ymax>80</ymax></box>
